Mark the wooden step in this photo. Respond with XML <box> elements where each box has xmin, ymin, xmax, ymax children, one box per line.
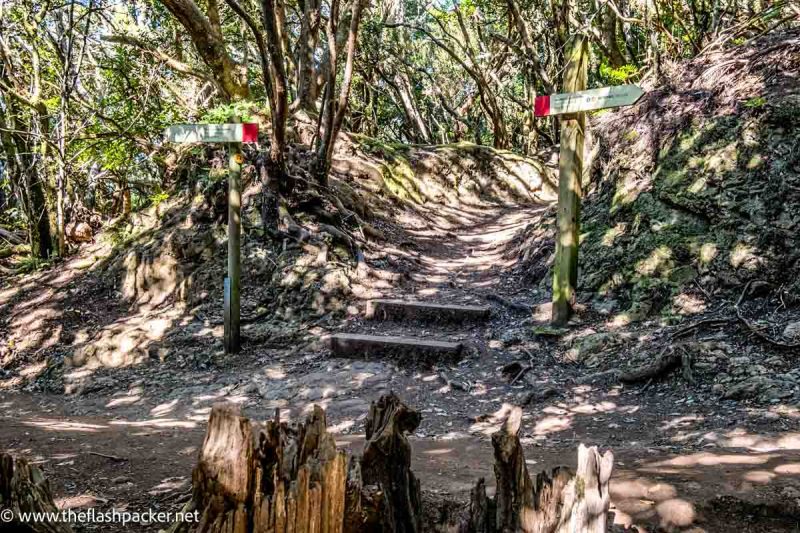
<box><xmin>328</xmin><ymin>333</ymin><xmax>463</xmax><ymax>367</ymax></box>
<box><xmin>366</xmin><ymin>299</ymin><xmax>490</xmax><ymax>323</ymax></box>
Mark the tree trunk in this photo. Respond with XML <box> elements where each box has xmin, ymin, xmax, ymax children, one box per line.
<box><xmin>0</xmin><ymin>103</ymin><xmax>55</xmax><ymax>259</ymax></box>
<box><xmin>158</xmin><ymin>0</ymin><xmax>249</xmax><ymax>100</ymax></box>
<box><xmin>506</xmin><ymin>0</ymin><xmax>555</xmax><ymax>93</ymax></box>
<box><xmin>603</xmin><ymin>5</ymin><xmax>627</xmax><ymax>68</ymax></box>
<box><xmin>121</xmin><ymin>181</ymin><xmax>132</xmax><ymax>217</ymax></box>
<box><xmin>260</xmin><ymin>0</ymin><xmax>291</xmax><ymax>192</ymax></box>
<box><xmin>0</xmin><ymin>228</ymin><xmax>25</xmax><ymax>245</ymax></box>
<box><xmin>314</xmin><ymin>0</ymin><xmax>366</xmax><ymax>185</ymax></box>
<box><xmin>465</xmin><ymin>407</ymin><xmax>613</xmax><ymax>533</ymax></box>
<box><xmin>0</xmin><ymin>453</ymin><xmax>73</xmax><ymax>533</ymax></box>
<box><xmin>295</xmin><ymin>0</ymin><xmax>322</xmax><ymax>111</ymax></box>
<box><xmin>394</xmin><ymin>71</ymin><xmax>431</xmax><ymax>144</ymax></box>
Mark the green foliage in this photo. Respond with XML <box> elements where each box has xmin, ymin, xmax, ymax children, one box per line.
<box><xmin>105</xmin><ymin>220</ymin><xmax>141</xmax><ymax>249</ymax></box>
<box><xmin>201</xmin><ymin>101</ymin><xmax>260</xmax><ymax>124</ymax></box>
<box><xmin>149</xmin><ymin>190</ymin><xmax>170</xmax><ymax>208</ymax></box>
<box><xmin>15</xmin><ymin>255</ymin><xmax>51</xmax><ymax>274</ymax></box>
<box><xmin>599</xmin><ymin>62</ymin><xmax>638</xmax><ymax>85</ymax></box>
<box><xmin>744</xmin><ymin>96</ymin><xmax>767</xmax><ymax>109</ymax></box>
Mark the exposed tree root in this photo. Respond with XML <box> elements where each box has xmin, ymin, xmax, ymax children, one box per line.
<box><xmin>735</xmin><ymin>280</ymin><xmax>800</xmax><ymax>350</ymax></box>
<box><xmin>618</xmin><ymin>349</ymin><xmax>684</xmax><ymax>384</ymax></box>
<box><xmin>577</xmin><ymin>347</ymin><xmax>694</xmax><ymax>386</ymax></box>
<box><xmin>485</xmin><ymin>293</ymin><xmax>532</xmax><ymax>314</ymax></box>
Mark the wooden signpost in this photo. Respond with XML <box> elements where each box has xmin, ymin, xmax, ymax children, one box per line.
<box><xmin>164</xmin><ymin>121</ymin><xmax>259</xmax><ymax>353</ymax></box>
<box><xmin>538</xmin><ymin>37</ymin><xmax>644</xmax><ymax>326</ymax></box>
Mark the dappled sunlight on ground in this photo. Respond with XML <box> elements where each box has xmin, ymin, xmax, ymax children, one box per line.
<box><xmin>642</xmin><ymin>452</ymin><xmax>777</xmax><ymax>470</ymax></box>
<box><xmin>611</xmin><ymin>475</ymin><xmax>698</xmax><ymax>530</ymax></box>
<box><xmin>22</xmin><ymin>419</ymin><xmax>109</xmax><ymax>433</ymax></box>
<box><xmin>109</xmin><ymin>418</ymin><xmax>198</xmax><ymax>429</ymax></box>
<box><xmin>147</xmin><ymin>477</ymin><xmax>189</xmax><ymax>496</ymax></box>
<box><xmin>55</xmin><ymin>494</ymin><xmax>106</xmax><ymax>510</ymax></box>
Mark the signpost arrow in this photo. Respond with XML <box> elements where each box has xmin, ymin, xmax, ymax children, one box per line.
<box><xmin>534</xmin><ymin>84</ymin><xmax>643</xmax><ymax>117</ymax></box>
<box><xmin>164</xmin><ymin>122</ymin><xmax>259</xmax><ymax>354</ymax></box>
<box><xmin>164</xmin><ymin>123</ymin><xmax>259</xmax><ymax>143</ymax></box>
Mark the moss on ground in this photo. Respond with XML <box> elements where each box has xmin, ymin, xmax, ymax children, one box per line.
<box><xmin>581</xmin><ymin>95</ymin><xmax>800</xmax><ymax>320</ymax></box>
<box><xmin>352</xmin><ymin>135</ymin><xmax>556</xmax><ymax>205</ymax></box>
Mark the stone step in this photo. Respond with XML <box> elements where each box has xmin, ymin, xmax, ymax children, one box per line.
<box><xmin>366</xmin><ymin>299</ymin><xmax>490</xmax><ymax>323</ymax></box>
<box><xmin>328</xmin><ymin>333</ymin><xmax>463</xmax><ymax>367</ymax></box>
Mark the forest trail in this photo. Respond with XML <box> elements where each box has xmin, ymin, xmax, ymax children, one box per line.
<box><xmin>3</xmin><ymin>201</ymin><xmax>800</xmax><ymax>531</ymax></box>
<box><xmin>399</xmin><ymin>203</ymin><xmax>540</xmax><ymax>296</ymax></box>
<box><xmin>331</xmin><ymin>203</ymin><xmax>545</xmax><ymax>360</ymax></box>
<box><xmin>1</xmin><ymin>0</ymin><xmax>798</xmax><ymax>529</ymax></box>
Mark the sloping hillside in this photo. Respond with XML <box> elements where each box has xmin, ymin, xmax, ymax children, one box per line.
<box><xmin>515</xmin><ymin>31</ymin><xmax>800</xmax><ymax>323</ymax></box>
<box><xmin>0</xmin><ymin>140</ymin><xmax>554</xmax><ymax>381</ymax></box>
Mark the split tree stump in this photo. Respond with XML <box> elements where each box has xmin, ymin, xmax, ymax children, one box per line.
<box><xmin>170</xmin><ymin>397</ymin><xmax>612</xmax><ymax>533</ymax></box>
<box><xmin>0</xmin><ymin>453</ymin><xmax>73</xmax><ymax>533</ymax></box>
<box><xmin>169</xmin><ymin>394</ymin><xmax>423</xmax><ymax>533</ymax></box>
<box><xmin>170</xmin><ymin>403</ymin><xmax>348</xmax><ymax>533</ymax></box>
<box><xmin>465</xmin><ymin>407</ymin><xmax>613</xmax><ymax>533</ymax></box>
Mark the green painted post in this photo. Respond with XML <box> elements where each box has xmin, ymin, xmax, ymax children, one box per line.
<box><xmin>224</xmin><ymin>129</ymin><xmax>242</xmax><ymax>354</ymax></box>
<box><xmin>552</xmin><ymin>35</ymin><xmax>588</xmax><ymax>326</ymax></box>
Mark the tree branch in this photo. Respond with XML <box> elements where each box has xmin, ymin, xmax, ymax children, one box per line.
<box><xmin>102</xmin><ymin>34</ymin><xmax>215</xmax><ymax>84</ymax></box>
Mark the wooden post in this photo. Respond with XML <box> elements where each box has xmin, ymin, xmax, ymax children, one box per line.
<box><xmin>163</xmin><ymin>120</ymin><xmax>258</xmax><ymax>354</ymax></box>
<box><xmin>225</xmin><ymin>130</ymin><xmax>242</xmax><ymax>354</ymax></box>
<box><xmin>552</xmin><ymin>35</ymin><xmax>588</xmax><ymax>326</ymax></box>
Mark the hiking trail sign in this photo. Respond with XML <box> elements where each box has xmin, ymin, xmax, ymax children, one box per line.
<box><xmin>540</xmin><ymin>39</ymin><xmax>646</xmax><ymax>325</ymax></box>
<box><xmin>164</xmin><ymin>123</ymin><xmax>259</xmax><ymax>143</ymax></box>
<box><xmin>534</xmin><ymin>84</ymin><xmax>644</xmax><ymax>117</ymax></box>
<box><xmin>164</xmin><ymin>122</ymin><xmax>259</xmax><ymax>354</ymax></box>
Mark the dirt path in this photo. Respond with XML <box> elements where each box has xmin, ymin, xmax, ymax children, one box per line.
<box><xmin>3</xmin><ymin>202</ymin><xmax>800</xmax><ymax>531</ymax></box>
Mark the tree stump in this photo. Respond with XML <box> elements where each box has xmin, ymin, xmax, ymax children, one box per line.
<box><xmin>465</xmin><ymin>407</ymin><xmax>613</xmax><ymax>533</ymax></box>
<box><xmin>168</xmin><ymin>403</ymin><xmax>348</xmax><ymax>533</ymax></box>
<box><xmin>169</xmin><ymin>395</ymin><xmax>426</xmax><ymax>533</ymax></box>
<box><xmin>0</xmin><ymin>453</ymin><xmax>73</xmax><ymax>533</ymax></box>
<box><xmin>359</xmin><ymin>392</ymin><xmax>422</xmax><ymax>533</ymax></box>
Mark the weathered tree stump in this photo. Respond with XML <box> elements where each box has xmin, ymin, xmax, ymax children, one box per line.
<box><xmin>168</xmin><ymin>403</ymin><xmax>348</xmax><ymax>533</ymax></box>
<box><xmin>0</xmin><ymin>453</ymin><xmax>73</xmax><ymax>533</ymax></box>
<box><xmin>359</xmin><ymin>392</ymin><xmax>422</xmax><ymax>533</ymax></box>
<box><xmin>465</xmin><ymin>407</ymin><xmax>613</xmax><ymax>533</ymax></box>
<box><xmin>169</xmin><ymin>394</ymin><xmax>425</xmax><ymax>533</ymax></box>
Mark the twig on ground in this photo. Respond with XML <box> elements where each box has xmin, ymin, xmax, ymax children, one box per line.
<box><xmin>693</xmin><ymin>279</ymin><xmax>712</xmax><ymax>300</ymax></box>
<box><xmin>574</xmin><ymin>369</ymin><xmax>621</xmax><ymax>385</ymax></box>
<box><xmin>735</xmin><ymin>280</ymin><xmax>800</xmax><ymax>349</ymax></box>
<box><xmin>88</xmin><ymin>451</ymin><xmax>126</xmax><ymax>462</ymax></box>
<box><xmin>671</xmin><ymin>317</ymin><xmax>733</xmax><ymax>339</ymax></box>
<box><xmin>510</xmin><ymin>366</ymin><xmax>531</xmax><ymax>385</ymax></box>
<box><xmin>437</xmin><ymin>371</ymin><xmax>468</xmax><ymax>391</ymax></box>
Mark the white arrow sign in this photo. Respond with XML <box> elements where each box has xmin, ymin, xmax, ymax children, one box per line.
<box><xmin>535</xmin><ymin>85</ymin><xmax>644</xmax><ymax>117</ymax></box>
<box><xmin>164</xmin><ymin>123</ymin><xmax>259</xmax><ymax>143</ymax></box>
